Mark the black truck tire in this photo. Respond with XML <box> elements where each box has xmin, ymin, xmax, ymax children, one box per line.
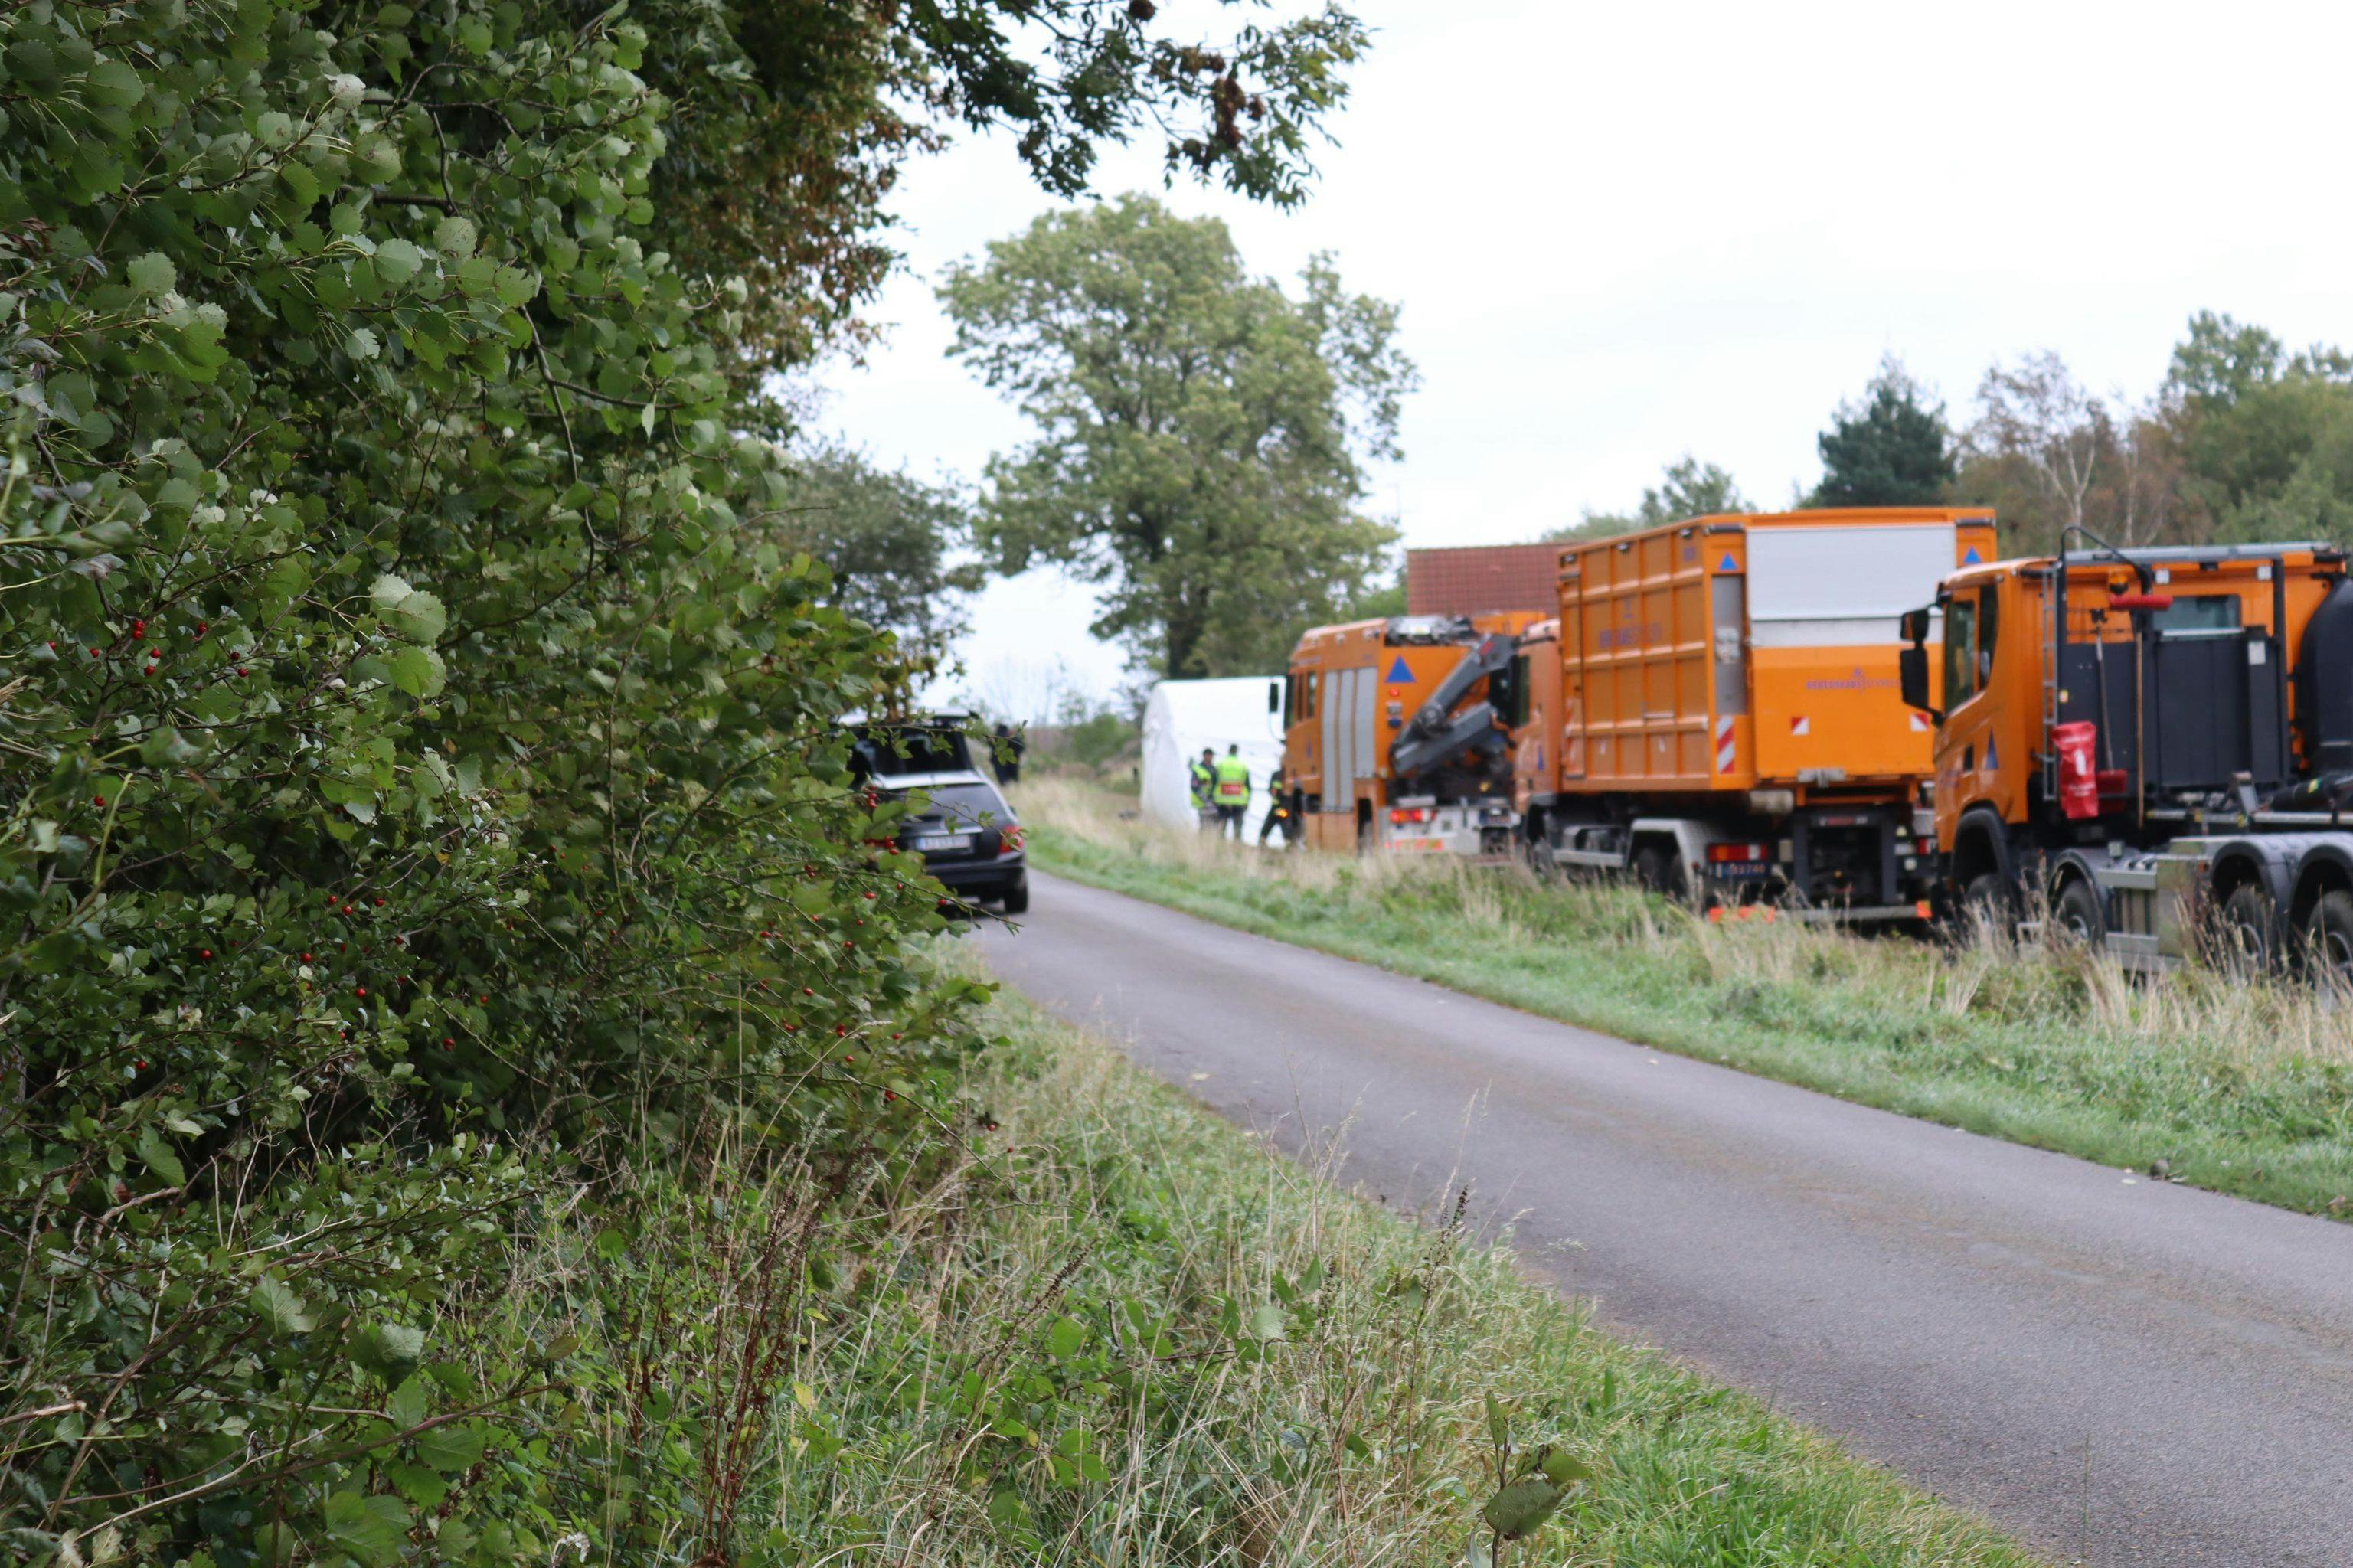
<box><xmin>2054</xmin><ymin>877</ymin><xmax>2104</xmax><ymax>944</ymax></box>
<box><xmin>2302</xmin><ymin>890</ymin><xmax>2353</xmax><ymax>991</ymax></box>
<box><xmin>2216</xmin><ymin>883</ymin><xmax>2276</xmax><ymax>976</ymax></box>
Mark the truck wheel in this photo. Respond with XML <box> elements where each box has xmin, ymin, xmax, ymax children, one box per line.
<box><xmin>2054</xmin><ymin>877</ymin><xmax>2103</xmax><ymax>945</ymax></box>
<box><xmin>2302</xmin><ymin>890</ymin><xmax>2353</xmax><ymax>991</ymax></box>
<box><xmin>1959</xmin><ymin>872</ymin><xmax>2016</xmax><ymax>942</ymax></box>
<box><xmin>999</xmin><ymin>871</ymin><xmax>1030</xmax><ymax>916</ymax></box>
<box><xmin>2215</xmin><ymin>884</ymin><xmax>2276</xmax><ymax>976</ymax></box>
<box><xmin>1634</xmin><ymin>843</ymin><xmax>1686</xmax><ymax>901</ymax></box>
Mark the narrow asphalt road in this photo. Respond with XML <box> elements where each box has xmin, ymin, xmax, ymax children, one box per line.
<box><xmin>978</xmin><ymin>871</ymin><xmax>2353</xmax><ymax>1566</ymax></box>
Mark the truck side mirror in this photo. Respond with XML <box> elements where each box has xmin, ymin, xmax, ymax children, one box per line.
<box><xmin>1898</xmin><ymin>644</ymin><xmax>1940</xmax><ymax>724</ymax></box>
<box><xmin>1269</xmin><ymin>679</ymin><xmax>1280</xmax><ymax>715</ymax></box>
<box><xmin>1899</xmin><ymin>607</ymin><xmax>1930</xmax><ymax>644</ymax></box>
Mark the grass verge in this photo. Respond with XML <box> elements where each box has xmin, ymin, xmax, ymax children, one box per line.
<box><xmin>763</xmin><ymin>972</ymin><xmax>2040</xmax><ymax>1564</ymax></box>
<box><xmin>1015</xmin><ymin>778</ymin><xmax>2353</xmax><ymax>1221</ymax></box>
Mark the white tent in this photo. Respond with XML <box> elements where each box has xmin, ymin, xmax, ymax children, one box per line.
<box><xmin>1141</xmin><ymin>676</ymin><xmax>1287</xmax><ymax>841</ymax></box>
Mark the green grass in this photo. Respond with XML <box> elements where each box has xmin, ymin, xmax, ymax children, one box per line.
<box><xmin>1015</xmin><ymin>779</ymin><xmax>2353</xmax><ymax>1222</ymax></box>
<box><xmin>760</xmin><ymin>974</ymin><xmax>2041</xmax><ymax>1564</ymax></box>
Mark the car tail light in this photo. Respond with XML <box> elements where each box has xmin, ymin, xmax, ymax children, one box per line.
<box><xmin>1002</xmin><ymin>825</ymin><xmax>1025</xmax><ymax>851</ymax></box>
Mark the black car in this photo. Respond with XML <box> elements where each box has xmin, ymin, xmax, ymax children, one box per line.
<box><xmin>887</xmin><ymin>769</ymin><xmax>1028</xmax><ymax>913</ymax></box>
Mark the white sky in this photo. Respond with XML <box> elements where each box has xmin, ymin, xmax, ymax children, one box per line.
<box><xmin>815</xmin><ymin>0</ymin><xmax>2353</xmax><ymax>720</ymax></box>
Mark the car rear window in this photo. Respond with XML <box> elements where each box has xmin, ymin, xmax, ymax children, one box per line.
<box><xmin>902</xmin><ymin>782</ymin><xmax>1007</xmax><ymax>825</ymax></box>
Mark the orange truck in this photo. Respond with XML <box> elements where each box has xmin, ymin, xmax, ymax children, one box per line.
<box><xmin>1898</xmin><ymin>534</ymin><xmax>2353</xmax><ymax>978</ymax></box>
<box><xmin>1509</xmin><ymin>507</ymin><xmax>1998</xmax><ymax>918</ymax></box>
<box><xmin>1280</xmin><ymin>612</ymin><xmax>1543</xmax><ymax>854</ymax></box>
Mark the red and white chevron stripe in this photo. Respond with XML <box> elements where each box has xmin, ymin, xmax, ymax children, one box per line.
<box><xmin>1714</xmin><ymin>714</ymin><xmax>1736</xmax><ymax>774</ymax></box>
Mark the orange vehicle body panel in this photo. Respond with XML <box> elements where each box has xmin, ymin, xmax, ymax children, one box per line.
<box><xmin>1511</xmin><ymin>619</ymin><xmax>1562</xmax><ymax>812</ymax></box>
<box><xmin>1283</xmin><ymin>612</ymin><xmax>1542</xmax><ymax>852</ymax></box>
<box><xmin>1549</xmin><ymin>508</ymin><xmax>1998</xmax><ymax>805</ymax></box>
<box><xmin>1928</xmin><ymin>548</ymin><xmax>2341</xmax><ymax>850</ymax></box>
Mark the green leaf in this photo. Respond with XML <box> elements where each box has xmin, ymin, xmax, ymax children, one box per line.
<box><xmin>387</xmin><ymin>1375</ymin><xmax>429</xmax><ymax>1429</ymax></box>
<box><xmin>136</xmin><ymin>1124</ymin><xmax>186</xmax><ymax>1186</ymax></box>
<box><xmin>1246</xmin><ymin>1302</ymin><xmax>1285</xmax><ymax>1341</ymax></box>
<box><xmin>374</xmin><ymin>237</ymin><xmax>423</xmax><ymax>283</ymax></box>
<box><xmin>347</xmin><ymin>325</ymin><xmax>381</xmax><ymax>361</ymax></box>
<box><xmin>384</xmin><ymin>589</ymin><xmax>446</xmax><ymax>645</ymax></box>
<box><xmin>86</xmin><ymin>59</ymin><xmax>145</xmax><ymax>109</ymax></box>
<box><xmin>1047</xmin><ymin>1316</ymin><xmax>1085</xmax><ymax>1357</ymax></box>
<box><xmin>127</xmin><ymin>252</ymin><xmax>175</xmax><ymax>298</ymax></box>
<box><xmin>433</xmin><ymin>214</ymin><xmax>478</xmax><ymax>260</ymax></box>
<box><xmin>388</xmin><ymin>645</ymin><xmax>446</xmax><ymax>697</ymax></box>
<box><xmin>322</xmin><ymin>1490</ymin><xmax>410</xmax><ymax>1568</ymax></box>
<box><xmin>492</xmin><ymin>265</ymin><xmax>538</xmax><ymax>307</ymax></box>
<box><xmin>251</xmin><ymin>1276</ymin><xmax>314</xmax><ymax>1336</ymax></box>
<box><xmin>1479</xmin><ymin>1476</ymin><xmax>1564</xmax><ymax>1541</ymax></box>
<box><xmin>416</xmin><ymin>1419</ymin><xmax>485</xmax><ymax>1473</ymax></box>
<box><xmin>1538</xmin><ymin>1449</ymin><xmax>1594</xmax><ymax>1488</ymax></box>
<box><xmin>1485</xmin><ymin>1391</ymin><xmax>1508</xmax><ymax>1454</ymax></box>
<box><xmin>140</xmin><ymin>725</ymin><xmax>198</xmax><ymax>767</ymax></box>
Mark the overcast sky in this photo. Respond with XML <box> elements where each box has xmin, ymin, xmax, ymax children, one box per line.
<box><xmin>815</xmin><ymin>0</ymin><xmax>2353</xmax><ymax>719</ymax></box>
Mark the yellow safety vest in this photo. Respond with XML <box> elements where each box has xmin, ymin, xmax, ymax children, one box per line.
<box><xmin>1189</xmin><ymin>761</ymin><xmax>1214</xmax><ymax>807</ymax></box>
<box><xmin>1213</xmin><ymin>756</ymin><xmax>1249</xmax><ymax>802</ymax></box>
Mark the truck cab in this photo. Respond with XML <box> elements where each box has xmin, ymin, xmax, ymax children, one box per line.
<box><xmin>1900</xmin><ymin>541</ymin><xmax>2353</xmax><ymax>970</ymax></box>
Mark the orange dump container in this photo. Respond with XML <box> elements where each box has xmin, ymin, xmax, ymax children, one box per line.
<box><xmin>1556</xmin><ymin>509</ymin><xmax>1997</xmax><ymax>799</ymax></box>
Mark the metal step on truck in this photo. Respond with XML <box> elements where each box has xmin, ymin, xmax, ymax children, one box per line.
<box><xmin>1897</xmin><ymin>531</ymin><xmax>2353</xmax><ymax>980</ymax></box>
<box><xmin>1511</xmin><ymin>507</ymin><xmax>1999</xmax><ymax>921</ymax></box>
<box><xmin>1279</xmin><ymin>611</ymin><xmax>1541</xmax><ymax>855</ymax></box>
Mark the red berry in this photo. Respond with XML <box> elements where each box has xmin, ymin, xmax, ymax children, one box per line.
<box><xmin>195</xmin><ymin>622</ymin><xmax>207</xmax><ymax>635</ymax></box>
<box><xmin>883</xmin><ymin>1090</ymin><xmax>897</xmax><ymax>1102</ymax></box>
<box><xmin>93</xmin><ymin>795</ymin><xmax>105</xmax><ymax>807</ymax></box>
<box><xmin>199</xmin><ymin>949</ymin><xmax>213</xmax><ymax>961</ymax></box>
<box><xmin>236</xmin><ymin>667</ymin><xmax>248</xmax><ymax>678</ymax></box>
<box><xmin>373</xmin><ymin>897</ymin><xmax>384</xmax><ymax>907</ymax></box>
<box><xmin>90</xmin><ymin>648</ymin><xmax>102</xmax><ymax>658</ymax></box>
<box><xmin>891</xmin><ymin>1032</ymin><xmax>903</xmax><ymax>1040</ymax></box>
<box><xmin>148</xmin><ymin>647</ymin><xmax>159</xmax><ymax>657</ymax></box>
<box><xmin>864</xmin><ymin>891</ymin><xmax>875</xmax><ymax>900</ymax></box>
<box><xmin>132</xmin><ymin>619</ymin><xmax>145</xmax><ymax>636</ymax></box>
<box><xmin>842</xmin><ymin>1055</ymin><xmax>854</xmax><ymax>1064</ymax></box>
<box><xmin>835</xmin><ymin>1024</ymin><xmax>847</xmax><ymax>1036</ymax></box>
<box><xmin>301</xmin><ymin>952</ymin><xmax>312</xmax><ymax>962</ymax></box>
<box><xmin>442</xmin><ymin>1037</ymin><xmax>455</xmax><ymax>1048</ymax></box>
<box><xmin>354</xmin><ymin>985</ymin><xmax>367</xmax><ymax>998</ymax></box>
<box><xmin>135</xmin><ymin>1060</ymin><xmax>149</xmax><ymax>1072</ymax></box>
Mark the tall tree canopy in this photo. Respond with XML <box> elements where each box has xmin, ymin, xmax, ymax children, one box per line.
<box><xmin>940</xmin><ymin>194</ymin><xmax>1414</xmax><ymax>678</ymax></box>
<box><xmin>783</xmin><ymin>443</ymin><xmax>982</xmax><ymax>656</ymax></box>
<box><xmin>1811</xmin><ymin>358</ymin><xmax>1956</xmax><ymax>507</ymax></box>
<box><xmin>1547</xmin><ymin>456</ymin><xmax>1750</xmax><ymax>540</ymax></box>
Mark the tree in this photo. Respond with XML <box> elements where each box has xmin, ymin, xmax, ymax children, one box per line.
<box><xmin>784</xmin><ymin>443</ymin><xmax>983</xmax><ymax>653</ymax></box>
<box><xmin>1810</xmin><ymin>358</ymin><xmax>1956</xmax><ymax>507</ymax></box>
<box><xmin>940</xmin><ymin>194</ymin><xmax>1414</xmax><ymax>678</ymax></box>
<box><xmin>0</xmin><ymin>0</ymin><xmax>1368</xmax><ymax>1556</ymax></box>
<box><xmin>1960</xmin><ymin>351</ymin><xmax>2184</xmax><ymax>551</ymax></box>
<box><xmin>632</xmin><ymin>0</ymin><xmax>1373</xmax><ymax>371</ymax></box>
<box><xmin>1547</xmin><ymin>456</ymin><xmax>1749</xmax><ymax>541</ymax></box>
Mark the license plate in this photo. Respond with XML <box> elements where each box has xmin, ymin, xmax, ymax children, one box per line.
<box><xmin>1387</xmin><ymin>837</ymin><xmax>1446</xmax><ymax>853</ymax></box>
<box><xmin>914</xmin><ymin>833</ymin><xmax>973</xmax><ymax>852</ymax></box>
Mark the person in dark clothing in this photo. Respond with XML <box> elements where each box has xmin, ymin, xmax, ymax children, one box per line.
<box><xmin>1258</xmin><ymin>763</ymin><xmax>1292</xmax><ymax>845</ymax></box>
<box><xmin>992</xmin><ymin>720</ymin><xmax>1025</xmax><ymax>784</ymax></box>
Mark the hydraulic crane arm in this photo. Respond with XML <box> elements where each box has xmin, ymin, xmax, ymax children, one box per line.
<box><xmin>1388</xmin><ymin>631</ymin><xmax>1515</xmax><ymax>779</ymax></box>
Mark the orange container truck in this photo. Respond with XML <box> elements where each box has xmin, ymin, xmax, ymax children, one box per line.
<box><xmin>1897</xmin><ymin>535</ymin><xmax>2353</xmax><ymax>975</ymax></box>
<box><xmin>1280</xmin><ymin>611</ymin><xmax>1543</xmax><ymax>854</ymax></box>
<box><xmin>1515</xmin><ymin>507</ymin><xmax>1998</xmax><ymax>918</ymax></box>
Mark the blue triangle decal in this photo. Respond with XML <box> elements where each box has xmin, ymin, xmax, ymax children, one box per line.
<box><xmin>1717</xmin><ymin>553</ymin><xmax>1740</xmax><ymax>572</ymax></box>
<box><xmin>1385</xmin><ymin>655</ymin><xmax>1413</xmax><ymax>683</ymax></box>
<box><xmin>1984</xmin><ymin>737</ymin><xmax>1999</xmax><ymax>772</ymax></box>
<box><xmin>1962</xmin><ymin>545</ymin><xmax>1982</xmax><ymax>564</ymax></box>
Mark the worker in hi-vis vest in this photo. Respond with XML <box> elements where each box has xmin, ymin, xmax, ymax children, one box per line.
<box><xmin>1190</xmin><ymin>748</ymin><xmax>1218</xmax><ymax>831</ymax></box>
<box><xmin>1211</xmin><ymin>744</ymin><xmax>1250</xmax><ymax>841</ymax></box>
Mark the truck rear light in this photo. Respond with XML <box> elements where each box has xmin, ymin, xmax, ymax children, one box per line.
<box><xmin>1707</xmin><ymin>841</ymin><xmax>1769</xmax><ymax>863</ymax></box>
<box><xmin>1387</xmin><ymin>806</ymin><xmax>1433</xmax><ymax>825</ymax></box>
